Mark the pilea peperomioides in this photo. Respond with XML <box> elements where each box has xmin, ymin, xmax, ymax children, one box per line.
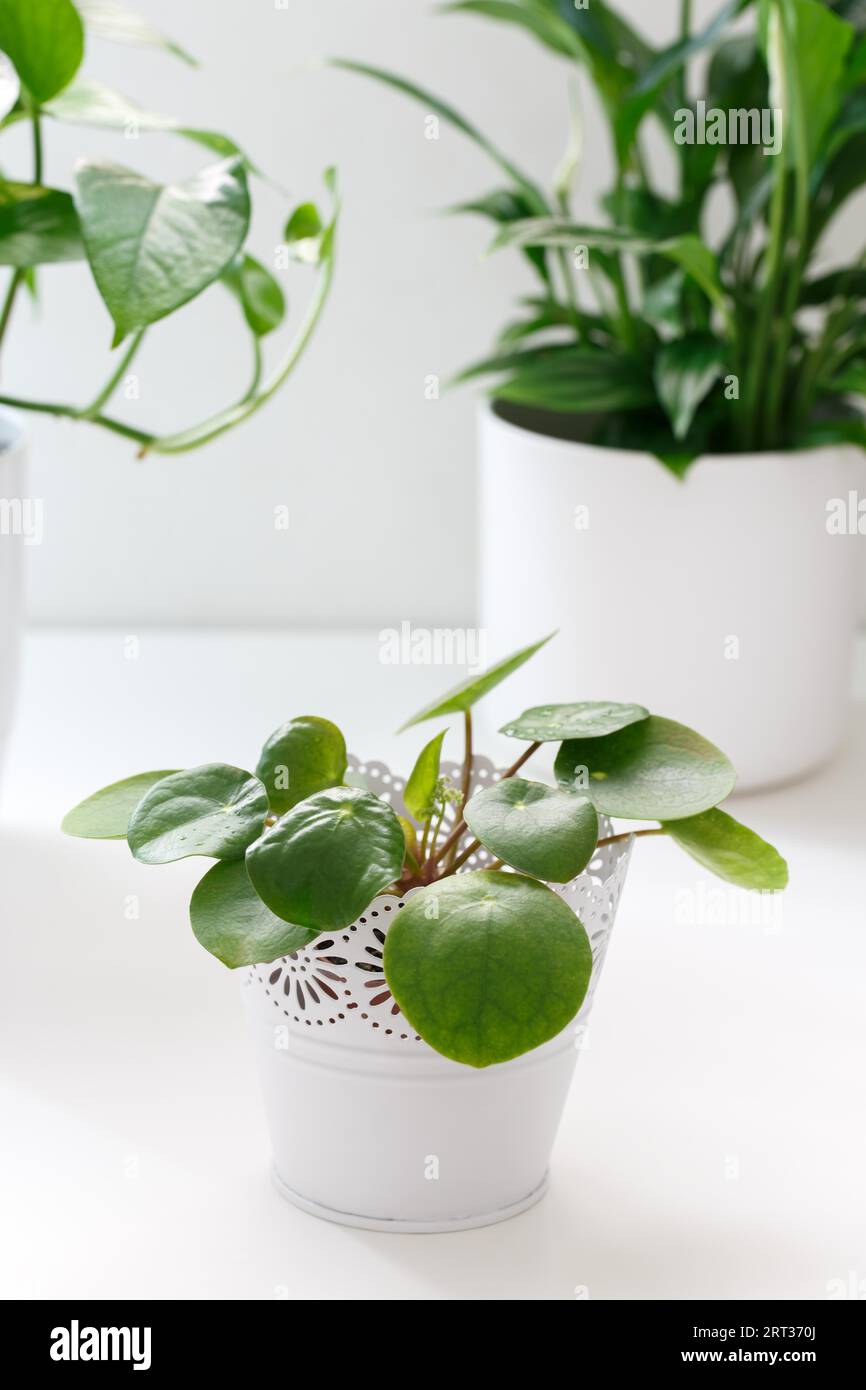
<box><xmin>63</xmin><ymin>633</ymin><xmax>787</xmax><ymax>1068</ymax></box>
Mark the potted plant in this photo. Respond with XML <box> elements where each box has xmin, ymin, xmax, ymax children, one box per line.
<box><xmin>336</xmin><ymin>0</ymin><xmax>866</xmax><ymax>789</ymax></box>
<box><xmin>0</xmin><ymin>0</ymin><xmax>337</xmax><ymax>761</ymax></box>
<box><xmin>63</xmin><ymin>633</ymin><xmax>787</xmax><ymax>1232</ymax></box>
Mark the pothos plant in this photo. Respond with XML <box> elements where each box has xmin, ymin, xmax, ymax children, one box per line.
<box><xmin>337</xmin><ymin>0</ymin><xmax>866</xmax><ymax>473</ymax></box>
<box><xmin>0</xmin><ymin>0</ymin><xmax>336</xmax><ymax>455</ymax></box>
<box><xmin>63</xmin><ymin>633</ymin><xmax>787</xmax><ymax>1069</ymax></box>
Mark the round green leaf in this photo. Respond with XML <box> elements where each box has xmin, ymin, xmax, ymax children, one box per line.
<box><xmin>501</xmin><ymin>701</ymin><xmax>649</xmax><ymax>742</ymax></box>
<box><xmin>61</xmin><ymin>770</ymin><xmax>179</xmax><ymax>840</ymax></box>
<box><xmin>128</xmin><ymin>764</ymin><xmax>268</xmax><ymax>864</ymax></box>
<box><xmin>221</xmin><ymin>253</ymin><xmax>285</xmax><ymax>337</ymax></box>
<box><xmin>73</xmin><ymin>157</ymin><xmax>251</xmax><ymax>342</ymax></box>
<box><xmin>662</xmin><ymin>808</ymin><xmax>789</xmax><ymax>891</ymax></box>
<box><xmin>246</xmin><ymin>786</ymin><xmax>405</xmax><ymax>931</ymax></box>
<box><xmin>190</xmin><ymin>860</ymin><xmax>317</xmax><ymax>968</ymax></box>
<box><xmin>464</xmin><ymin>778</ymin><xmax>598</xmax><ymax>883</ymax></box>
<box><xmin>399</xmin><ymin>632</ymin><xmax>555</xmax><ymax>730</ymax></box>
<box><xmin>403</xmin><ymin>729</ymin><xmax>446</xmax><ymax>822</ymax></box>
<box><xmin>0</xmin><ymin>0</ymin><xmax>84</xmax><ymax>103</ymax></box>
<box><xmin>384</xmin><ymin>870</ymin><xmax>592</xmax><ymax>1068</ymax></box>
<box><xmin>255</xmin><ymin>716</ymin><xmax>347</xmax><ymax>816</ymax></box>
<box><xmin>554</xmin><ymin>715</ymin><xmax>736</xmax><ymax>821</ymax></box>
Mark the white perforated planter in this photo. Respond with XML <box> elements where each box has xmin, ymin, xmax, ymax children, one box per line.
<box><xmin>241</xmin><ymin>756</ymin><xmax>633</xmax><ymax>1233</ymax></box>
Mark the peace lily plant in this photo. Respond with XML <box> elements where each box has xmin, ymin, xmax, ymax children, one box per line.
<box><xmin>0</xmin><ymin>0</ymin><xmax>335</xmax><ymax>454</ymax></box>
<box><xmin>338</xmin><ymin>0</ymin><xmax>866</xmax><ymax>473</ymax></box>
<box><xmin>63</xmin><ymin>634</ymin><xmax>787</xmax><ymax>1069</ymax></box>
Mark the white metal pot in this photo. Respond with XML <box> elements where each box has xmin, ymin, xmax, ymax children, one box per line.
<box><xmin>240</xmin><ymin>755</ymin><xmax>633</xmax><ymax>1233</ymax></box>
<box><xmin>0</xmin><ymin>410</ymin><xmax>27</xmax><ymax>768</ymax></box>
<box><xmin>478</xmin><ymin>404</ymin><xmax>863</xmax><ymax>791</ymax></box>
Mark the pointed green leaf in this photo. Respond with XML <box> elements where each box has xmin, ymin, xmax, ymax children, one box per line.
<box><xmin>127</xmin><ymin>764</ymin><xmax>269</xmax><ymax>864</ymax></box>
<box><xmin>0</xmin><ymin>0</ymin><xmax>83</xmax><ymax>103</ymax></box>
<box><xmin>662</xmin><ymin>808</ymin><xmax>789</xmax><ymax>890</ymax></box>
<box><xmin>61</xmin><ymin>770</ymin><xmax>179</xmax><ymax>839</ymax></box>
<box><xmin>383</xmin><ymin>870</ymin><xmax>592</xmax><ymax>1067</ymax></box>
<box><xmin>254</xmin><ymin>716</ymin><xmax>347</xmax><ymax>816</ymax></box>
<box><xmin>403</xmin><ymin>729</ymin><xmax>447</xmax><ymax>821</ymax></box>
<box><xmin>189</xmin><ymin>859</ymin><xmax>317</xmax><ymax>968</ymax></box>
<box><xmin>284</xmin><ymin>201</ymin><xmax>324</xmax><ymax>263</ymax></box>
<box><xmin>501</xmin><ymin>701</ymin><xmax>649</xmax><ymax>742</ymax></box>
<box><xmin>73</xmin><ymin>157</ymin><xmax>250</xmax><ymax>341</ymax></box>
<box><xmin>0</xmin><ymin>182</ymin><xmax>83</xmax><ymax>265</ymax></box>
<box><xmin>464</xmin><ymin>778</ymin><xmax>599</xmax><ymax>883</ymax></box>
<box><xmin>246</xmin><ymin>786</ymin><xmax>405</xmax><ymax>932</ymax></box>
<box><xmin>222</xmin><ymin>254</ymin><xmax>285</xmax><ymax>337</ymax></box>
<box><xmin>654</xmin><ymin>333</ymin><xmax>728</xmax><ymax>440</ymax></box>
<box><xmin>555</xmin><ymin>716</ymin><xmax>736</xmax><ymax>821</ymax></box>
<box><xmin>45</xmin><ymin>79</ymin><xmax>249</xmax><ymax>164</ymax></box>
<box><xmin>399</xmin><ymin>632</ymin><xmax>555</xmax><ymax>730</ymax></box>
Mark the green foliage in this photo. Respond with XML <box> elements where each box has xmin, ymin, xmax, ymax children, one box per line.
<box><xmin>339</xmin><ymin>0</ymin><xmax>866</xmax><ymax>468</ymax></box>
<box><xmin>63</xmin><ymin>634</ymin><xmax>787</xmax><ymax>1066</ymax></box>
<box><xmin>0</xmin><ymin>1</ymin><xmax>334</xmax><ymax>453</ymax></box>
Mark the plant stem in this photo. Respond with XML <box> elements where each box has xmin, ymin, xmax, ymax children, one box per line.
<box><xmin>78</xmin><ymin>330</ymin><xmax>146</xmax><ymax>419</ymax></box>
<box><xmin>0</xmin><ymin>104</ymin><xmax>44</xmax><ymax>367</ymax></box>
<box><xmin>443</xmin><ymin>709</ymin><xmax>473</xmax><ymax>871</ymax></box>
<box><xmin>596</xmin><ymin>827</ymin><xmax>666</xmax><ymax>848</ymax></box>
<box><xmin>0</xmin><ymin>392</ymin><xmax>155</xmax><ymax>446</ymax></box>
<box><xmin>428</xmin><ymin>740</ymin><xmax>541</xmax><ymax>869</ymax></box>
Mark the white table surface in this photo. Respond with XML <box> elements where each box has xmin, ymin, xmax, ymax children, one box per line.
<box><xmin>1</xmin><ymin>629</ymin><xmax>865</xmax><ymax>1301</ymax></box>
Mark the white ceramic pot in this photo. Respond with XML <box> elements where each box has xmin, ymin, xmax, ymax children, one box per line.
<box><xmin>0</xmin><ymin>410</ymin><xmax>28</xmax><ymax>767</ymax></box>
<box><xmin>241</xmin><ymin>755</ymin><xmax>633</xmax><ymax>1233</ymax></box>
<box><xmin>479</xmin><ymin>404</ymin><xmax>863</xmax><ymax>791</ymax></box>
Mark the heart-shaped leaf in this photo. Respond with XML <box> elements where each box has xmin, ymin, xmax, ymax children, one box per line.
<box><xmin>0</xmin><ymin>182</ymin><xmax>83</xmax><ymax>265</ymax></box>
<box><xmin>383</xmin><ymin>870</ymin><xmax>592</xmax><ymax>1068</ymax></box>
<box><xmin>128</xmin><ymin>764</ymin><xmax>268</xmax><ymax>864</ymax></box>
<box><xmin>73</xmin><ymin>157</ymin><xmax>250</xmax><ymax>342</ymax></box>
<box><xmin>222</xmin><ymin>253</ymin><xmax>285</xmax><ymax>337</ymax></box>
<box><xmin>189</xmin><ymin>859</ymin><xmax>318</xmax><ymax>968</ymax></box>
<box><xmin>464</xmin><ymin>778</ymin><xmax>598</xmax><ymax>883</ymax></box>
<box><xmin>662</xmin><ymin>808</ymin><xmax>789</xmax><ymax>890</ymax></box>
<box><xmin>399</xmin><ymin>632</ymin><xmax>555</xmax><ymax>730</ymax></box>
<box><xmin>555</xmin><ymin>716</ymin><xmax>736</xmax><ymax>821</ymax></box>
<box><xmin>255</xmin><ymin>716</ymin><xmax>347</xmax><ymax>816</ymax></box>
<box><xmin>501</xmin><ymin>701</ymin><xmax>649</xmax><ymax>742</ymax></box>
<box><xmin>403</xmin><ymin>729</ymin><xmax>446</xmax><ymax>821</ymax></box>
<box><xmin>61</xmin><ymin>770</ymin><xmax>179</xmax><ymax>839</ymax></box>
<box><xmin>0</xmin><ymin>0</ymin><xmax>84</xmax><ymax>102</ymax></box>
<box><xmin>246</xmin><ymin>786</ymin><xmax>405</xmax><ymax>931</ymax></box>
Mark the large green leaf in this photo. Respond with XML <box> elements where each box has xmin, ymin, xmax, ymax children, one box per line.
<box><xmin>221</xmin><ymin>254</ymin><xmax>285</xmax><ymax>337</ymax></box>
<box><xmin>61</xmin><ymin>770</ymin><xmax>179</xmax><ymax>839</ymax></box>
<box><xmin>0</xmin><ymin>0</ymin><xmax>83</xmax><ymax>102</ymax></box>
<box><xmin>403</xmin><ymin>729</ymin><xmax>447</xmax><ymax>821</ymax></box>
<box><xmin>127</xmin><ymin>764</ymin><xmax>269</xmax><ymax>864</ymax></box>
<box><xmin>773</xmin><ymin>0</ymin><xmax>855</xmax><ymax>162</ymax></box>
<box><xmin>0</xmin><ymin>182</ymin><xmax>83</xmax><ymax>265</ymax></box>
<box><xmin>254</xmin><ymin>716</ymin><xmax>347</xmax><ymax>816</ymax></box>
<box><xmin>44</xmin><ymin>79</ymin><xmax>248</xmax><ymax>162</ymax></box>
<box><xmin>245</xmin><ymin>787</ymin><xmax>405</xmax><ymax>931</ymax></box>
<box><xmin>654</xmin><ymin>333</ymin><xmax>729</xmax><ymax>440</ymax></box>
<box><xmin>399</xmin><ymin>632</ymin><xmax>554</xmax><ymax>730</ymax></box>
<box><xmin>76</xmin><ymin>0</ymin><xmax>195</xmax><ymax>64</ymax></box>
<box><xmin>73</xmin><ymin>157</ymin><xmax>250</xmax><ymax>343</ymax></box>
<box><xmin>555</xmin><ymin>716</ymin><xmax>737</xmax><ymax>820</ymax></box>
<box><xmin>189</xmin><ymin>859</ymin><xmax>317</xmax><ymax>968</ymax></box>
<box><xmin>662</xmin><ymin>808</ymin><xmax>789</xmax><ymax>890</ymax></box>
<box><xmin>464</xmin><ymin>778</ymin><xmax>599</xmax><ymax>882</ymax></box>
<box><xmin>501</xmin><ymin>701</ymin><xmax>649</xmax><ymax>742</ymax></box>
<box><xmin>383</xmin><ymin>870</ymin><xmax>592</xmax><ymax>1067</ymax></box>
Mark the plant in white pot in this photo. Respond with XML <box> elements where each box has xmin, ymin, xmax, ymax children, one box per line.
<box><xmin>63</xmin><ymin>634</ymin><xmax>787</xmax><ymax>1232</ymax></box>
<box><xmin>337</xmin><ymin>0</ymin><xmax>866</xmax><ymax>788</ymax></box>
<box><xmin>0</xmin><ymin>0</ymin><xmax>336</xmax><ymax>761</ymax></box>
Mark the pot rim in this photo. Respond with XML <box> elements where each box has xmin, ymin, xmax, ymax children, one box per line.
<box><xmin>479</xmin><ymin>397</ymin><xmax>863</xmax><ymax>471</ymax></box>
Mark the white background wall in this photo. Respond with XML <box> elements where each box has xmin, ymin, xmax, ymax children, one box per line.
<box><xmin>5</xmin><ymin>0</ymin><xmax>860</xmax><ymax>627</ymax></box>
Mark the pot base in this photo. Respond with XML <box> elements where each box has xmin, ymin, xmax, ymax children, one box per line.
<box><xmin>271</xmin><ymin>1163</ymin><xmax>550</xmax><ymax>1234</ymax></box>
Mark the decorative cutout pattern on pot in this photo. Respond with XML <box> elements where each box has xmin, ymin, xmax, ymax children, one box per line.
<box><xmin>243</xmin><ymin>755</ymin><xmax>632</xmax><ymax>1044</ymax></box>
